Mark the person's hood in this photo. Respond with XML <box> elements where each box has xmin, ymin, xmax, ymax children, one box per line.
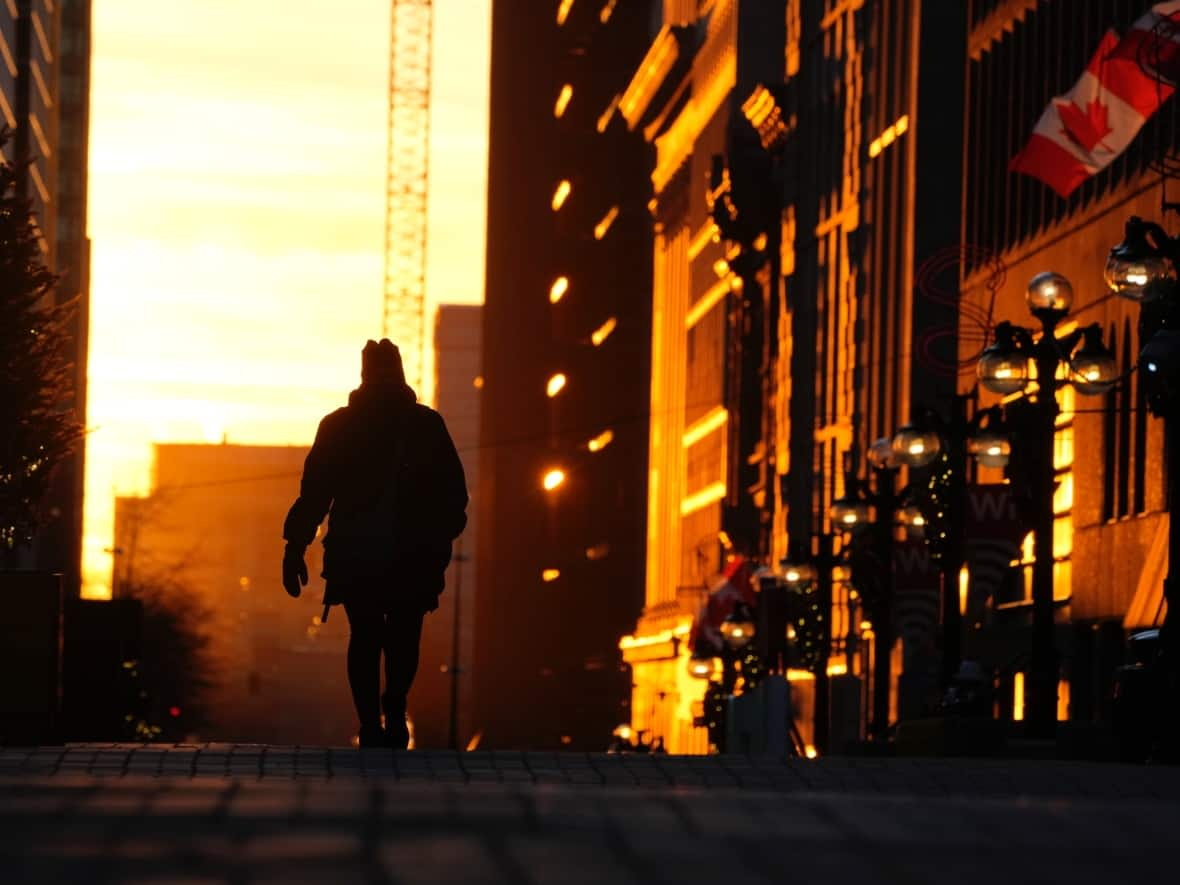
<box><xmin>347</xmin><ymin>380</ymin><xmax>417</xmax><ymax>412</ymax></box>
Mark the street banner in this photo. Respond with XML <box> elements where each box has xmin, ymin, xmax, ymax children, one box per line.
<box><xmin>964</xmin><ymin>484</ymin><xmax>1028</xmax><ymax>610</ymax></box>
<box><xmin>892</xmin><ymin>540</ymin><xmax>940</xmax><ymax>663</ymax></box>
<box><xmin>1010</xmin><ymin>21</ymin><xmax>1173</xmax><ymax>197</ymax></box>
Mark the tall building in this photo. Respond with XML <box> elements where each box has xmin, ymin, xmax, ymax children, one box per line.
<box><xmin>476</xmin><ymin>0</ymin><xmax>653</xmax><ymax>750</ymax></box>
<box><xmin>621</xmin><ymin>0</ymin><xmax>968</xmax><ymax>752</ymax></box>
<box><xmin>620</xmin><ymin>0</ymin><xmax>1171</xmax><ymax>752</ymax></box>
<box><xmin>776</xmin><ymin>0</ymin><xmax>968</xmax><ymax>745</ymax></box>
<box><xmin>114</xmin><ymin>444</ymin><xmax>355</xmax><ymax>745</ymax></box>
<box><xmin>411</xmin><ymin>304</ymin><xmax>481</xmax><ymax>748</ymax></box>
<box><xmin>957</xmin><ymin>0</ymin><xmax>1172</xmax><ymax>728</ymax></box>
<box><xmin>1</xmin><ymin>1</ymin><xmax>92</xmax><ymax>596</ymax></box>
<box><xmin>617</xmin><ymin>0</ymin><xmax>786</xmax><ymax>754</ymax></box>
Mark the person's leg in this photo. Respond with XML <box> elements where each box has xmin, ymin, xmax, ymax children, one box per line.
<box><xmin>343</xmin><ymin>595</ymin><xmax>385</xmax><ymax>742</ymax></box>
<box><xmin>380</xmin><ymin>600</ymin><xmax>427</xmax><ymax>745</ymax></box>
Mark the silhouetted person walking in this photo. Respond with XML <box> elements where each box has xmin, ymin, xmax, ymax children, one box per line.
<box><xmin>282</xmin><ymin>339</ymin><xmax>467</xmax><ymax>748</ymax></box>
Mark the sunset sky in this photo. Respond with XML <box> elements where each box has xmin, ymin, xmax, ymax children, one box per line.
<box><xmin>82</xmin><ymin>0</ymin><xmax>491</xmax><ymax>598</ymax></box>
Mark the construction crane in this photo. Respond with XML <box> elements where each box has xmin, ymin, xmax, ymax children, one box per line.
<box><xmin>382</xmin><ymin>0</ymin><xmax>434</xmax><ymax>393</ymax></box>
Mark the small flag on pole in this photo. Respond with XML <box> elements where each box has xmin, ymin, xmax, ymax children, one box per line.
<box><xmin>1010</xmin><ymin>16</ymin><xmax>1176</xmax><ymax>198</ymax></box>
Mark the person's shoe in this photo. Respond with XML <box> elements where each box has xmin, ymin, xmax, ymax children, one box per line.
<box><xmin>358</xmin><ymin>725</ymin><xmax>392</xmax><ymax>748</ymax></box>
<box><xmin>385</xmin><ymin>716</ymin><xmax>410</xmax><ymax>750</ymax></box>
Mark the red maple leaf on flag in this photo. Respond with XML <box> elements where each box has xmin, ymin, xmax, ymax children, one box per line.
<box><xmin>1056</xmin><ymin>98</ymin><xmax>1114</xmax><ymax>153</ymax></box>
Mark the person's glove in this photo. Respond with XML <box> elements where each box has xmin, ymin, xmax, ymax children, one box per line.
<box><xmin>282</xmin><ymin>544</ymin><xmax>308</xmax><ymax>598</ymax></box>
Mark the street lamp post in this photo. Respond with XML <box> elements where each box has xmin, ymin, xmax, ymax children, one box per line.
<box><xmin>687</xmin><ymin>600</ymin><xmax>759</xmax><ymax>753</ymax></box>
<box><xmin>781</xmin><ymin>535</ymin><xmax>836</xmax><ymax>753</ymax></box>
<box><xmin>892</xmin><ymin>400</ymin><xmax>1010</xmax><ymax>687</ymax></box>
<box><xmin>976</xmin><ymin>273</ymin><xmax>1118</xmax><ymax>738</ymax></box>
<box><xmin>720</xmin><ymin>603</ymin><xmax>757</xmax><ymax>697</ymax></box>
<box><xmin>1106</xmin><ymin>216</ymin><xmax>1180</xmax><ymax>753</ymax></box>
<box><xmin>830</xmin><ymin>441</ymin><xmax>900</xmax><ymax>743</ymax></box>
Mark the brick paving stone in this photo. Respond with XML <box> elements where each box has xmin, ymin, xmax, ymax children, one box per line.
<box><xmin>598</xmin><ymin>773</ymin><xmax>639</xmax><ymax>787</ymax></box>
<box><xmin>557</xmin><ymin>753</ymin><xmax>593</xmax><ymax>766</ymax></box>
<box><xmin>497</xmin><ymin>770</ymin><xmax>536</xmax><ymax>783</ymax></box>
<box><xmin>146</xmin><ymin>790</ymin><xmax>224</xmax><ymax>815</ymax></box>
<box><xmin>227</xmin><ymin>791</ymin><xmax>297</xmax><ymax>820</ymax></box>
<box><xmin>75</xmin><ymin>791</ymin><xmax>150</xmax><ymax>816</ymax></box>
<box><xmin>245</xmin><ymin>831</ymin><xmax>362</xmax><ymax>862</ymax></box>
<box><xmin>382</xmin><ymin>835</ymin><xmax>506</xmax><ymax>885</ymax></box>
<box><xmin>509</xmin><ymin>834</ymin><xmax>643</xmax><ymax>885</ymax></box>
<box><xmin>297</xmin><ymin>785</ymin><xmax>371</xmax><ymax>818</ymax></box>
<box><xmin>531</xmin><ymin>774</ymin><xmax>571</xmax><ymax>786</ymax></box>
<box><xmin>493</xmin><ymin>760</ymin><xmax>528</xmax><ymax>772</ymax></box>
<box><xmin>461</xmin><ymin>755</ymin><xmax>496</xmax><ymax>767</ymax></box>
<box><xmin>465</xmin><ymin>771</ymin><xmax>503</xmax><ymax>783</ymax></box>
<box><xmin>1</xmin><ymin>773</ymin><xmax>1178</xmax><ymax>885</ymax></box>
<box><xmin>563</xmin><ymin>771</ymin><xmax>604</xmax><ymax>785</ymax></box>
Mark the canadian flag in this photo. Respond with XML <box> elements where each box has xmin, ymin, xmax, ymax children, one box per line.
<box><xmin>1011</xmin><ymin>3</ymin><xmax>1180</xmax><ymax>198</ymax></box>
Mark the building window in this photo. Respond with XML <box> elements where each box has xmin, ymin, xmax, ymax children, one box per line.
<box><xmin>554</xmin><ymin>83</ymin><xmax>573</xmax><ymax>119</ymax></box>
<box><xmin>594</xmin><ymin>205</ymin><xmax>619</xmax><ymax>240</ymax></box>
<box><xmin>590</xmin><ymin>316</ymin><xmax>616</xmax><ymax>346</ymax></box>
<box><xmin>551</xmin><ymin>179</ymin><xmax>571</xmax><ymax>211</ymax></box>
<box><xmin>1016</xmin><ymin>378</ymin><xmax>1075</xmax><ymax>604</ymax></box>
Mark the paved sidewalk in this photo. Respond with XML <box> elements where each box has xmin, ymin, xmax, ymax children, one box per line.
<box><xmin>2</xmin><ymin>743</ymin><xmax>1180</xmax><ymax>797</ymax></box>
<box><xmin>2</xmin><ymin>747</ymin><xmax>1178</xmax><ymax>884</ymax></box>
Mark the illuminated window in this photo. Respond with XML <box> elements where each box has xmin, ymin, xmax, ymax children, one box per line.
<box><xmin>546</xmin><ymin>373</ymin><xmax>567</xmax><ymax>397</ymax></box>
<box><xmin>556</xmin><ymin>0</ymin><xmax>574</xmax><ymax>25</ymax></box>
<box><xmin>1011</xmin><ymin>376</ymin><xmax>1075</xmax><ymax>606</ymax></box>
<box><xmin>1013</xmin><ymin>671</ymin><xmax>1025</xmax><ymax>721</ymax></box>
<box><xmin>682</xmin><ymin>406</ymin><xmax>727</xmax><ymax>447</ymax></box>
<box><xmin>549</xmin><ymin>276</ymin><xmax>569</xmax><ymax>303</ymax></box>
<box><xmin>542</xmin><ymin>469</ymin><xmax>565</xmax><ymax>491</ymax></box>
<box><xmin>741</xmin><ymin>85</ymin><xmax>791</xmax><ymax>152</ymax></box>
<box><xmin>587</xmin><ymin>429</ymin><xmax>614</xmax><ymax>452</ymax></box>
<box><xmin>594</xmin><ymin>206</ymin><xmax>619</xmax><ymax>240</ymax></box>
<box><xmin>585</xmin><ymin>543</ymin><xmax>610</xmax><ymax>560</ymax></box>
<box><xmin>868</xmin><ymin>114</ymin><xmax>910</xmax><ymax>158</ymax></box>
<box><xmin>551</xmin><ymin>179</ymin><xmax>571</xmax><ymax>211</ymax></box>
<box><xmin>596</xmin><ymin>94</ymin><xmax>620</xmax><ymax>133</ymax></box>
<box><xmin>554</xmin><ymin>83</ymin><xmax>573</xmax><ymax>119</ymax></box>
<box><xmin>680</xmin><ymin>481</ymin><xmax>726</xmax><ymax>516</ymax></box>
<box><xmin>542</xmin><ymin>568</ymin><xmax>561</xmax><ymax>582</ymax></box>
<box><xmin>590</xmin><ymin>317</ymin><xmax>617</xmax><ymax>346</ymax></box>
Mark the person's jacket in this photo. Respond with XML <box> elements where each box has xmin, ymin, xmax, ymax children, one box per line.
<box><xmin>283</xmin><ymin>381</ymin><xmax>467</xmax><ymax>604</ymax></box>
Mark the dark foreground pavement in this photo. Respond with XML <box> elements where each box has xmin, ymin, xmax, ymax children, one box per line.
<box><xmin>2</xmin><ymin>745</ymin><xmax>1178</xmax><ymax>884</ymax></box>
